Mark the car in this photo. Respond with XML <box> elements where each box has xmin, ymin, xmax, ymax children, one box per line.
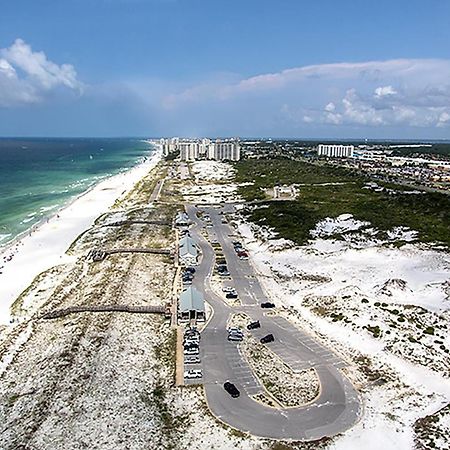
<box><xmin>183</xmin><ymin>342</ymin><xmax>199</xmax><ymax>350</ymax></box>
<box><xmin>184</xmin><ymin>329</ymin><xmax>199</xmax><ymax>337</ymax></box>
<box><xmin>228</xmin><ymin>334</ymin><xmax>243</xmax><ymax>342</ymax></box>
<box><xmin>247</xmin><ymin>320</ymin><xmax>261</xmax><ymax>330</ymax></box>
<box><xmin>184</xmin><ymin>369</ymin><xmax>202</xmax><ymax>380</ymax></box>
<box><xmin>261</xmin><ymin>302</ymin><xmax>275</xmax><ymax>309</ymax></box>
<box><xmin>185</xmin><ymin>356</ymin><xmax>201</xmax><ymax>364</ymax></box>
<box><xmin>184</xmin><ymin>347</ymin><xmax>199</xmax><ymax>356</ymax></box>
<box><xmin>184</xmin><ymin>338</ymin><xmax>200</xmax><ymax>346</ymax></box>
<box><xmin>184</xmin><ymin>328</ymin><xmax>199</xmax><ymax>337</ymax></box>
<box><xmin>223</xmin><ymin>382</ymin><xmax>240</xmax><ymax>398</ymax></box>
<box><xmin>228</xmin><ymin>327</ymin><xmax>243</xmax><ymax>334</ymax></box>
<box><xmin>222</xmin><ymin>286</ymin><xmax>235</xmax><ymax>293</ymax></box>
<box><xmin>226</xmin><ymin>292</ymin><xmax>238</xmax><ymax>299</ymax></box>
<box><xmin>185</xmin><ymin>267</ymin><xmax>196</xmax><ymax>274</ymax></box>
<box><xmin>260</xmin><ymin>334</ymin><xmax>274</xmax><ymax>344</ymax></box>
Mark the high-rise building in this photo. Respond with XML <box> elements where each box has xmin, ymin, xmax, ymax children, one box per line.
<box><xmin>208</xmin><ymin>140</ymin><xmax>240</xmax><ymax>161</ymax></box>
<box><xmin>317</xmin><ymin>144</ymin><xmax>354</xmax><ymax>158</ymax></box>
<box><xmin>179</xmin><ymin>142</ymin><xmax>199</xmax><ymax>161</ymax></box>
<box><xmin>163</xmin><ymin>137</ymin><xmax>241</xmax><ymax>161</ymax></box>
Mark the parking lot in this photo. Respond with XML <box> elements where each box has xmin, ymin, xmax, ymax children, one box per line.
<box><xmin>177</xmin><ymin>204</ymin><xmax>360</xmax><ymax>440</ymax></box>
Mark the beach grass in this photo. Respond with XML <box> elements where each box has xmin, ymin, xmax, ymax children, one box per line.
<box><xmin>235</xmin><ymin>157</ymin><xmax>450</xmax><ymax>246</ymax></box>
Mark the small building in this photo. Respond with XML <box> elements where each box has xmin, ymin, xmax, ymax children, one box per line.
<box><xmin>179</xmin><ymin>235</ymin><xmax>198</xmax><ymax>266</ymax></box>
<box><xmin>178</xmin><ymin>286</ymin><xmax>205</xmax><ymax>322</ymax></box>
<box><xmin>175</xmin><ymin>211</ymin><xmax>190</xmax><ymax>227</ymax></box>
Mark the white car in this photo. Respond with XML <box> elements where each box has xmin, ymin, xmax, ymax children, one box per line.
<box><xmin>228</xmin><ymin>334</ymin><xmax>243</xmax><ymax>342</ymax></box>
<box><xmin>184</xmin><ymin>347</ymin><xmax>199</xmax><ymax>356</ymax></box>
<box><xmin>184</xmin><ymin>369</ymin><xmax>202</xmax><ymax>379</ymax></box>
<box><xmin>228</xmin><ymin>327</ymin><xmax>243</xmax><ymax>335</ymax></box>
<box><xmin>222</xmin><ymin>286</ymin><xmax>235</xmax><ymax>293</ymax></box>
<box><xmin>185</xmin><ymin>356</ymin><xmax>201</xmax><ymax>364</ymax></box>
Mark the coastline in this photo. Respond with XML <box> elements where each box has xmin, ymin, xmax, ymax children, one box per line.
<box><xmin>0</xmin><ymin>144</ymin><xmax>162</xmax><ymax>324</ymax></box>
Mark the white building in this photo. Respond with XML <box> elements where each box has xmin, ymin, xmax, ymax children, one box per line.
<box><xmin>179</xmin><ymin>142</ymin><xmax>200</xmax><ymax>161</ymax></box>
<box><xmin>161</xmin><ymin>137</ymin><xmax>179</xmax><ymax>156</ymax></box>
<box><xmin>208</xmin><ymin>140</ymin><xmax>240</xmax><ymax>161</ymax></box>
<box><xmin>317</xmin><ymin>144</ymin><xmax>354</xmax><ymax>158</ymax></box>
<box><xmin>178</xmin><ymin>235</ymin><xmax>198</xmax><ymax>266</ymax></box>
<box><xmin>163</xmin><ymin>137</ymin><xmax>241</xmax><ymax>161</ymax></box>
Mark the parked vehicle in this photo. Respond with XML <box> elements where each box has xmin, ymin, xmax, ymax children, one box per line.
<box><xmin>224</xmin><ymin>381</ymin><xmax>240</xmax><ymax>398</ymax></box>
<box><xmin>184</xmin><ymin>369</ymin><xmax>202</xmax><ymax>380</ymax></box>
<box><xmin>226</xmin><ymin>292</ymin><xmax>238</xmax><ymax>299</ymax></box>
<box><xmin>247</xmin><ymin>320</ymin><xmax>261</xmax><ymax>330</ymax></box>
<box><xmin>184</xmin><ymin>340</ymin><xmax>199</xmax><ymax>349</ymax></box>
<box><xmin>228</xmin><ymin>334</ymin><xmax>243</xmax><ymax>342</ymax></box>
<box><xmin>261</xmin><ymin>302</ymin><xmax>275</xmax><ymax>309</ymax></box>
<box><xmin>222</xmin><ymin>286</ymin><xmax>235</xmax><ymax>293</ymax></box>
<box><xmin>228</xmin><ymin>327</ymin><xmax>243</xmax><ymax>335</ymax></box>
<box><xmin>184</xmin><ymin>328</ymin><xmax>199</xmax><ymax>338</ymax></box>
<box><xmin>185</xmin><ymin>356</ymin><xmax>201</xmax><ymax>364</ymax></box>
<box><xmin>185</xmin><ymin>267</ymin><xmax>196</xmax><ymax>274</ymax></box>
<box><xmin>184</xmin><ymin>347</ymin><xmax>199</xmax><ymax>356</ymax></box>
<box><xmin>260</xmin><ymin>334</ymin><xmax>274</xmax><ymax>344</ymax></box>
<box><xmin>237</xmin><ymin>251</ymin><xmax>248</xmax><ymax>260</ymax></box>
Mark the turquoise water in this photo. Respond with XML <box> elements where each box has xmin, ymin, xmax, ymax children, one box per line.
<box><xmin>0</xmin><ymin>138</ymin><xmax>155</xmax><ymax>247</ymax></box>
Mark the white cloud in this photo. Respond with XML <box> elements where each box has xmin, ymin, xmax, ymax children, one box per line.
<box><xmin>374</xmin><ymin>85</ymin><xmax>397</xmax><ymax>98</ymax></box>
<box><xmin>159</xmin><ymin>58</ymin><xmax>450</xmax><ymax>131</ymax></box>
<box><xmin>437</xmin><ymin>111</ymin><xmax>450</xmax><ymax>127</ymax></box>
<box><xmin>0</xmin><ymin>38</ymin><xmax>83</xmax><ymax>107</ymax></box>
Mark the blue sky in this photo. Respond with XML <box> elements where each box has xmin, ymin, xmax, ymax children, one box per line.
<box><xmin>1</xmin><ymin>0</ymin><xmax>450</xmax><ymax>138</ymax></box>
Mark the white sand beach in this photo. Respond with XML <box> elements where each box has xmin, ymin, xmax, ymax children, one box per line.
<box><xmin>0</xmin><ymin>147</ymin><xmax>162</xmax><ymax>324</ymax></box>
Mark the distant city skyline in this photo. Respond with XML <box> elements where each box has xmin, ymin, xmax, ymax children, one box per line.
<box><xmin>1</xmin><ymin>0</ymin><xmax>450</xmax><ymax>139</ymax></box>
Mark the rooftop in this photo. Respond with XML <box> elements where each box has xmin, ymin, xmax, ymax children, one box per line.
<box><xmin>179</xmin><ymin>286</ymin><xmax>205</xmax><ymax>312</ymax></box>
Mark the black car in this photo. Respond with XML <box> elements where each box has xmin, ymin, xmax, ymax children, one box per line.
<box><xmin>226</xmin><ymin>292</ymin><xmax>238</xmax><ymax>299</ymax></box>
<box><xmin>183</xmin><ymin>342</ymin><xmax>199</xmax><ymax>350</ymax></box>
<box><xmin>260</xmin><ymin>302</ymin><xmax>275</xmax><ymax>308</ymax></box>
<box><xmin>247</xmin><ymin>320</ymin><xmax>261</xmax><ymax>330</ymax></box>
<box><xmin>223</xmin><ymin>382</ymin><xmax>240</xmax><ymax>398</ymax></box>
<box><xmin>185</xmin><ymin>267</ymin><xmax>196</xmax><ymax>274</ymax></box>
<box><xmin>260</xmin><ymin>334</ymin><xmax>274</xmax><ymax>344</ymax></box>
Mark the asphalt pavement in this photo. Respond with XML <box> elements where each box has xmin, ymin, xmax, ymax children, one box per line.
<box><xmin>185</xmin><ymin>204</ymin><xmax>361</xmax><ymax>441</ymax></box>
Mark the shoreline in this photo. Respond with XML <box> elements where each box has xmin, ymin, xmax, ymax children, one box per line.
<box><xmin>0</xmin><ymin>140</ymin><xmax>157</xmax><ymax>252</ymax></box>
<box><xmin>0</xmin><ymin>144</ymin><xmax>162</xmax><ymax>325</ymax></box>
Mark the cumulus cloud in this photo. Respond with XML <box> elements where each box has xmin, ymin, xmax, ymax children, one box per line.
<box><xmin>0</xmin><ymin>38</ymin><xmax>83</xmax><ymax>107</ymax></box>
<box><xmin>374</xmin><ymin>85</ymin><xmax>397</xmax><ymax>98</ymax></box>
<box><xmin>160</xmin><ymin>58</ymin><xmax>450</xmax><ymax>131</ymax></box>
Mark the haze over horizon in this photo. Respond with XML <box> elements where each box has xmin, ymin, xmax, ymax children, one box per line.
<box><xmin>1</xmin><ymin>0</ymin><xmax>450</xmax><ymax>139</ymax></box>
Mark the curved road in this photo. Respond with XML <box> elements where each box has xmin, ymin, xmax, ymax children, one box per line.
<box><xmin>186</xmin><ymin>204</ymin><xmax>361</xmax><ymax>441</ymax></box>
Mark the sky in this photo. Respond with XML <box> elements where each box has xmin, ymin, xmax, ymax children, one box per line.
<box><xmin>1</xmin><ymin>0</ymin><xmax>450</xmax><ymax>139</ymax></box>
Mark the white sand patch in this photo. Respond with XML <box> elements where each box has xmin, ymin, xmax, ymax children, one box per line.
<box><xmin>311</xmin><ymin>214</ymin><xmax>371</xmax><ymax>238</ymax></box>
<box><xmin>190</xmin><ymin>160</ymin><xmax>235</xmax><ymax>182</ymax></box>
<box><xmin>235</xmin><ymin>217</ymin><xmax>450</xmax><ymax>449</ymax></box>
<box><xmin>0</xmin><ymin>149</ymin><xmax>162</xmax><ymax>325</ymax></box>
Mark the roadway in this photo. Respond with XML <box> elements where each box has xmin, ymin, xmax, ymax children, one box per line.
<box><xmin>186</xmin><ymin>204</ymin><xmax>361</xmax><ymax>441</ymax></box>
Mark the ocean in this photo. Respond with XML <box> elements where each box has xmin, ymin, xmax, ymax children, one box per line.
<box><xmin>0</xmin><ymin>138</ymin><xmax>155</xmax><ymax>247</ymax></box>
